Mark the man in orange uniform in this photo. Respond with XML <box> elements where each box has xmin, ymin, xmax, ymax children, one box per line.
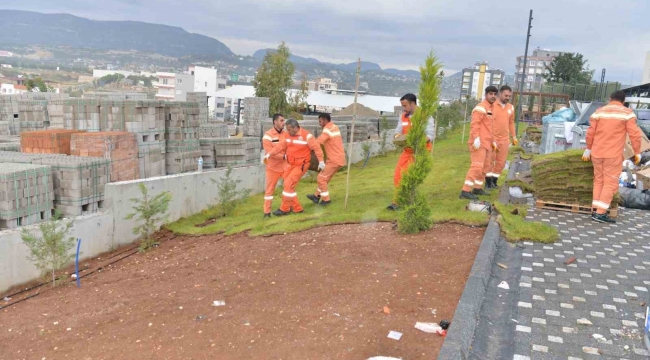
<box><xmin>386</xmin><ymin>93</ymin><xmax>435</xmax><ymax>210</ymax></box>
<box><xmin>261</xmin><ymin>114</ymin><xmax>288</xmax><ymax>218</ymax></box>
<box><xmin>486</xmin><ymin>85</ymin><xmax>518</xmax><ymax>189</ymax></box>
<box><xmin>460</xmin><ymin>86</ymin><xmax>498</xmax><ymax>200</ymax></box>
<box><xmin>306</xmin><ymin>113</ymin><xmax>346</xmax><ymax>206</ymax></box>
<box><xmin>265</xmin><ymin>119</ymin><xmax>324</xmax><ymax>216</ymax></box>
<box><xmin>583</xmin><ymin>90</ymin><xmax>642</xmax><ymax>223</ymax></box>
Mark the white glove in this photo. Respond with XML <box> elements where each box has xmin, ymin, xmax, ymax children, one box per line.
<box><xmin>318</xmin><ymin>161</ymin><xmax>325</xmax><ymax>171</ymax></box>
<box><xmin>581</xmin><ymin>149</ymin><xmax>591</xmax><ymax>162</ymax></box>
<box><xmin>473</xmin><ymin>137</ymin><xmax>481</xmax><ymax>150</ymax></box>
<box><xmin>262</xmin><ymin>153</ymin><xmax>270</xmax><ymax>164</ymax></box>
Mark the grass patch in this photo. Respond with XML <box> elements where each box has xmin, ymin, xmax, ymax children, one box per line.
<box><xmin>167</xmin><ymin>129</ymin><xmax>557</xmax><ymax>242</ymax></box>
<box><xmin>494</xmin><ymin>203</ymin><xmax>559</xmax><ymax>243</ymax></box>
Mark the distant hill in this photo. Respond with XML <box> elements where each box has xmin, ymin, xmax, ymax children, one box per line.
<box><xmin>385</xmin><ymin>69</ymin><xmax>421</xmax><ymax>77</ymax></box>
<box><xmin>0</xmin><ymin>10</ymin><xmax>234</xmax><ymax>58</ymax></box>
<box><xmin>253</xmin><ymin>49</ymin><xmax>383</xmax><ymax>73</ymax></box>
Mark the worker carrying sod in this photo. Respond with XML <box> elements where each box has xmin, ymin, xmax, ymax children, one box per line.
<box><xmin>264</xmin><ymin>119</ymin><xmax>324</xmax><ymax>216</ymax></box>
<box><xmin>459</xmin><ymin>86</ymin><xmax>498</xmax><ymax>200</ymax></box>
<box><xmin>485</xmin><ymin>85</ymin><xmax>518</xmax><ymax>189</ymax></box>
<box><xmin>261</xmin><ymin>113</ymin><xmax>289</xmax><ymax>218</ymax></box>
<box><xmin>306</xmin><ymin>113</ymin><xmax>346</xmax><ymax>206</ymax></box>
<box><xmin>386</xmin><ymin>93</ymin><xmax>435</xmax><ymax>211</ymax></box>
<box><xmin>583</xmin><ymin>90</ymin><xmax>643</xmax><ymax>224</ymax></box>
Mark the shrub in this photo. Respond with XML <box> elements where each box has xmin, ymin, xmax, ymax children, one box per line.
<box><xmin>125</xmin><ymin>183</ymin><xmax>172</xmax><ymax>252</ymax></box>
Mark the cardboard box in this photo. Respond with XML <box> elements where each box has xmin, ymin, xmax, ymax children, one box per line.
<box><xmin>623</xmin><ymin>131</ymin><xmax>650</xmax><ymax>160</ymax></box>
<box><xmin>635</xmin><ymin>168</ymin><xmax>650</xmax><ymax>191</ymax></box>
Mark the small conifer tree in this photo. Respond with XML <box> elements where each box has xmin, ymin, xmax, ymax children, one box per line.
<box><xmin>125</xmin><ymin>183</ymin><xmax>172</xmax><ymax>252</ymax></box>
<box><xmin>210</xmin><ymin>166</ymin><xmax>251</xmax><ymax>218</ymax></box>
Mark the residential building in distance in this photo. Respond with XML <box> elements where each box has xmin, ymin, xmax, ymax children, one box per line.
<box><xmin>308</xmin><ymin>77</ymin><xmax>338</xmax><ymax>93</ymax></box>
<box><xmin>153</xmin><ymin>72</ymin><xmax>176</xmax><ymax>100</ymax></box>
<box><xmin>514</xmin><ymin>47</ymin><xmax>564</xmax><ymax>91</ymax></box>
<box><xmin>173</xmin><ymin>73</ymin><xmax>195</xmax><ymax>101</ymax></box>
<box><xmin>641</xmin><ymin>51</ymin><xmax>650</xmax><ymax>84</ymax></box>
<box><xmin>1</xmin><ymin>83</ymin><xmax>16</xmax><ymax>94</ymax></box>
<box><xmin>460</xmin><ymin>62</ymin><xmax>505</xmax><ymax>100</ymax></box>
<box><xmin>0</xmin><ymin>51</ymin><xmax>13</xmax><ymax>57</ymax></box>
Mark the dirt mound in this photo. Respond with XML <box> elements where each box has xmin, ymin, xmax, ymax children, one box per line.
<box><xmin>334</xmin><ymin>103</ymin><xmax>380</xmax><ymax>116</ymax></box>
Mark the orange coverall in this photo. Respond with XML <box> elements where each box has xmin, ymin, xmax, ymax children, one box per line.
<box><xmin>269</xmin><ymin>128</ymin><xmax>324</xmax><ymax>213</ymax></box>
<box><xmin>586</xmin><ymin>101</ymin><xmax>642</xmax><ymax>214</ymax></box>
<box><xmin>393</xmin><ymin>112</ymin><xmax>434</xmax><ymax>187</ymax></box>
<box><xmin>314</xmin><ymin>121</ymin><xmax>346</xmax><ymax>202</ymax></box>
<box><xmin>488</xmin><ymin>101</ymin><xmax>516</xmax><ymax>179</ymax></box>
<box><xmin>462</xmin><ymin>100</ymin><xmax>495</xmax><ymax>192</ymax></box>
<box><xmin>262</xmin><ymin>127</ymin><xmax>289</xmax><ymax>214</ymax></box>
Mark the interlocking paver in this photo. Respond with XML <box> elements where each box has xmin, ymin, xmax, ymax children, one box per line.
<box><xmin>511</xmin><ymin>208</ymin><xmax>650</xmax><ymax>360</ymax></box>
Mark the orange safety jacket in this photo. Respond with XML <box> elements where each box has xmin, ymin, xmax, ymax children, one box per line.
<box><xmin>397</xmin><ymin>112</ymin><xmax>434</xmax><ymax>152</ymax></box>
<box><xmin>468</xmin><ymin>100</ymin><xmax>495</xmax><ymax>150</ymax></box>
<box><xmin>262</xmin><ymin>127</ymin><xmax>287</xmax><ymax>173</ymax></box>
<box><xmin>269</xmin><ymin>127</ymin><xmax>324</xmax><ymax>166</ymax></box>
<box><xmin>318</xmin><ymin>122</ymin><xmax>346</xmax><ymax>167</ymax></box>
<box><xmin>586</xmin><ymin>101</ymin><xmax>643</xmax><ymax>158</ymax></box>
<box><xmin>493</xmin><ymin>101</ymin><xmax>515</xmax><ymax>141</ymax></box>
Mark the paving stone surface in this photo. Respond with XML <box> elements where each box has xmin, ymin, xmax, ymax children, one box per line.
<box><xmin>511</xmin><ymin>207</ymin><xmax>650</xmax><ymax>360</ymax></box>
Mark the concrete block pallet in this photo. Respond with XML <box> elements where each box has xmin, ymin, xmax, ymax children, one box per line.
<box><xmin>83</xmin><ymin>92</ymin><xmax>149</xmax><ymax>101</ymax></box>
<box><xmin>164</xmin><ymin>102</ymin><xmax>201</xmax><ymax>174</ymax></box>
<box><xmin>20</xmin><ymin>129</ymin><xmax>86</xmax><ymax>155</ymax></box>
<box><xmin>199</xmin><ymin>123</ymin><xmax>229</xmax><ymax>138</ymax></box>
<box><xmin>71</xmin><ymin>132</ymin><xmax>140</xmax><ymax>182</ymax></box>
<box><xmin>0</xmin><ymin>135</ymin><xmax>21</xmax><ymax>152</ymax></box>
<box><xmin>187</xmin><ymin>92</ymin><xmax>209</xmax><ymax>124</ymax></box>
<box><xmin>0</xmin><ymin>163</ymin><xmax>54</xmax><ymax>229</ymax></box>
<box><xmin>241</xmin><ymin>97</ymin><xmax>269</xmax><ymax>137</ymax></box>
<box><xmin>0</xmin><ymin>151</ymin><xmax>110</xmax><ymax>217</ymax></box>
<box><xmin>202</xmin><ymin>137</ymin><xmax>261</xmax><ymax>168</ymax></box>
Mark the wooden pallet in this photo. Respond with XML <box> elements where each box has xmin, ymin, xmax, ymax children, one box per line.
<box><xmin>535</xmin><ymin>200</ymin><xmax>618</xmax><ymax>218</ymax></box>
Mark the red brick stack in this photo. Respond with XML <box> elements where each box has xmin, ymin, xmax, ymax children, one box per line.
<box><xmin>70</xmin><ymin>132</ymin><xmax>140</xmax><ymax>182</ymax></box>
<box><xmin>20</xmin><ymin>129</ymin><xmax>85</xmax><ymax>155</ymax></box>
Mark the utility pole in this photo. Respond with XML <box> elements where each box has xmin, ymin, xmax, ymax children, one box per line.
<box><xmin>515</xmin><ymin>10</ymin><xmax>533</xmax><ymax>134</ymax></box>
<box><xmin>344</xmin><ymin>58</ymin><xmax>361</xmax><ymax>210</ymax></box>
<box><xmin>599</xmin><ymin>69</ymin><xmax>606</xmax><ymax>101</ymax></box>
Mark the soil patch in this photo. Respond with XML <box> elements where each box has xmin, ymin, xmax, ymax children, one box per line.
<box><xmin>1</xmin><ymin>223</ymin><xmax>483</xmax><ymax>359</ymax></box>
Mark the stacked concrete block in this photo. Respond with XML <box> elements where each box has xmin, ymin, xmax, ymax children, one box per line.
<box><xmin>199</xmin><ymin>139</ymin><xmax>217</xmax><ymax>169</ymax></box>
<box><xmin>16</xmin><ymin>100</ymin><xmax>50</xmax><ymax>134</ymax></box>
<box><xmin>165</xmin><ymin>102</ymin><xmax>201</xmax><ymax>174</ymax></box>
<box><xmin>228</xmin><ymin>125</ymin><xmax>239</xmax><ymax>136</ymax></box>
<box><xmin>71</xmin><ymin>132</ymin><xmax>139</xmax><ymax>182</ymax></box>
<box><xmin>187</xmin><ymin>92</ymin><xmax>209</xmax><ymax>124</ymax></box>
<box><xmin>20</xmin><ymin>129</ymin><xmax>86</xmax><ymax>155</ymax></box>
<box><xmin>0</xmin><ymin>135</ymin><xmax>20</xmax><ymax>152</ymax></box>
<box><xmin>394</xmin><ymin>106</ymin><xmax>403</xmax><ymax>116</ymax></box>
<box><xmin>209</xmin><ymin>138</ymin><xmax>261</xmax><ymax>168</ymax></box>
<box><xmin>83</xmin><ymin>92</ymin><xmax>148</xmax><ymax>101</ymax></box>
<box><xmin>0</xmin><ymin>163</ymin><xmax>54</xmax><ymax>229</ymax></box>
<box><xmin>242</xmin><ymin>97</ymin><xmax>269</xmax><ymax>137</ymax></box>
<box><xmin>199</xmin><ymin>123</ymin><xmax>229</xmax><ymax>138</ymax></box>
<box><xmin>0</xmin><ymin>121</ymin><xmax>10</xmax><ymax>136</ymax></box>
<box><xmin>338</xmin><ymin>121</ymin><xmax>370</xmax><ymax>142</ymax></box>
<box><xmin>0</xmin><ymin>151</ymin><xmax>110</xmax><ymax>217</ymax></box>
<box><xmin>121</xmin><ymin>101</ymin><xmax>166</xmax><ymax>179</ymax></box>
<box><xmin>46</xmin><ymin>98</ymin><xmax>102</xmax><ymax>131</ymax></box>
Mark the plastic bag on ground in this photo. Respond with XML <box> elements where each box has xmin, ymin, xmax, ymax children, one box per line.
<box><xmin>542</xmin><ymin>108</ymin><xmax>576</xmax><ymax>124</ymax></box>
<box><xmin>414</xmin><ymin>322</ymin><xmax>443</xmax><ymax>333</ymax></box>
<box><xmin>618</xmin><ymin>187</ymin><xmax>650</xmax><ymax>210</ymax></box>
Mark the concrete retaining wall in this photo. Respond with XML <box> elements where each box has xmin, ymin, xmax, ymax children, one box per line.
<box><xmin>0</xmin><ymin>138</ymin><xmax>395</xmax><ymax>293</ymax></box>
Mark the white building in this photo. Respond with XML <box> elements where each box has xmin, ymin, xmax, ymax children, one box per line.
<box><xmin>643</xmin><ymin>51</ymin><xmax>650</xmax><ymax>84</ymax></box>
<box><xmin>460</xmin><ymin>62</ymin><xmax>505</xmax><ymax>100</ymax></box>
<box><xmin>0</xmin><ymin>64</ymin><xmax>12</xmax><ymax>69</ymax></box>
<box><xmin>92</xmin><ymin>69</ymin><xmax>136</xmax><ymax>78</ymax></box>
<box><xmin>0</xmin><ymin>83</ymin><xmax>16</xmax><ymax>94</ymax></box>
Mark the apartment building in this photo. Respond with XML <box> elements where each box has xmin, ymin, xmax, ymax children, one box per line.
<box><xmin>460</xmin><ymin>62</ymin><xmax>505</xmax><ymax>100</ymax></box>
<box><xmin>308</xmin><ymin>77</ymin><xmax>338</xmax><ymax>93</ymax></box>
<box><xmin>514</xmin><ymin>47</ymin><xmax>564</xmax><ymax>91</ymax></box>
<box><xmin>643</xmin><ymin>51</ymin><xmax>650</xmax><ymax>84</ymax></box>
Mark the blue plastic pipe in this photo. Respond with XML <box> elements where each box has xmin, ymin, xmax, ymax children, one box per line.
<box><xmin>75</xmin><ymin>238</ymin><xmax>81</xmax><ymax>288</ymax></box>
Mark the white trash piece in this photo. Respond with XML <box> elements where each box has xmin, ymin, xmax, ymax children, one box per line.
<box><xmin>414</xmin><ymin>322</ymin><xmax>443</xmax><ymax>333</ymax></box>
<box><xmin>467</xmin><ymin>201</ymin><xmax>491</xmax><ymax>213</ymax></box>
<box><xmin>212</xmin><ymin>300</ymin><xmax>226</xmax><ymax>307</ymax></box>
<box><xmin>509</xmin><ymin>187</ymin><xmax>533</xmax><ymax>198</ymax></box>
<box><xmin>498</xmin><ymin>281</ymin><xmax>510</xmax><ymax>290</ymax></box>
<box><xmin>387</xmin><ymin>331</ymin><xmax>403</xmax><ymax>340</ymax></box>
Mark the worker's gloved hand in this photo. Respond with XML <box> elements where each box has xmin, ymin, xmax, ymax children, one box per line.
<box><xmin>394</xmin><ymin>133</ymin><xmax>401</xmax><ymax>139</ymax></box>
<box><xmin>581</xmin><ymin>149</ymin><xmax>591</xmax><ymax>162</ymax></box>
<box><xmin>492</xmin><ymin>142</ymin><xmax>498</xmax><ymax>151</ymax></box>
<box><xmin>262</xmin><ymin>153</ymin><xmax>270</xmax><ymax>164</ymax></box>
<box><xmin>473</xmin><ymin>137</ymin><xmax>481</xmax><ymax>150</ymax></box>
<box><xmin>634</xmin><ymin>154</ymin><xmax>641</xmax><ymax>165</ymax></box>
<box><xmin>512</xmin><ymin>138</ymin><xmax>519</xmax><ymax>146</ymax></box>
<box><xmin>318</xmin><ymin>161</ymin><xmax>326</xmax><ymax>171</ymax></box>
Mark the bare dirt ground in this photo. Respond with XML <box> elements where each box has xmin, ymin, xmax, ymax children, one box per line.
<box><xmin>0</xmin><ymin>222</ymin><xmax>483</xmax><ymax>360</ymax></box>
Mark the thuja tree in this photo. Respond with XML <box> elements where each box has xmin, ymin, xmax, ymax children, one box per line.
<box><xmin>125</xmin><ymin>183</ymin><xmax>172</xmax><ymax>252</ymax></box>
<box><xmin>396</xmin><ymin>51</ymin><xmax>442</xmax><ymax>234</ymax></box>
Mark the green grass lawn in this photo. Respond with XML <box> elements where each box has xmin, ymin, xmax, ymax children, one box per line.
<box><xmin>167</xmin><ymin>129</ymin><xmax>558</xmax><ymax>243</ymax></box>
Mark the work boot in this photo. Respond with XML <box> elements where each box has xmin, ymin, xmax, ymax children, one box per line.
<box><xmin>459</xmin><ymin>191</ymin><xmax>478</xmax><ymax>200</ymax></box>
<box><xmin>319</xmin><ymin>200</ymin><xmax>332</xmax><ymax>206</ymax></box>
<box><xmin>493</xmin><ymin>177</ymin><xmax>500</xmax><ymax>188</ymax></box>
<box><xmin>263</xmin><ymin>213</ymin><xmax>271</xmax><ymax>219</ymax></box>
<box><xmin>386</xmin><ymin>203</ymin><xmax>399</xmax><ymax>211</ymax></box>
<box><xmin>306</xmin><ymin>194</ymin><xmax>320</xmax><ymax>204</ymax></box>
<box><xmin>273</xmin><ymin>209</ymin><xmax>290</xmax><ymax>216</ymax></box>
<box><xmin>591</xmin><ymin>213</ymin><xmax>616</xmax><ymax>224</ymax></box>
<box><xmin>485</xmin><ymin>177</ymin><xmax>494</xmax><ymax>189</ymax></box>
<box><xmin>472</xmin><ymin>188</ymin><xmax>489</xmax><ymax>196</ymax></box>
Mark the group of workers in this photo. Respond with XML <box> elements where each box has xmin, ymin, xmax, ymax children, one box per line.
<box><xmin>260</xmin><ymin>88</ymin><xmax>643</xmax><ymax>225</ymax></box>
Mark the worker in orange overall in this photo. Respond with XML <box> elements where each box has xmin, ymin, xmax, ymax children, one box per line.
<box><xmin>386</xmin><ymin>93</ymin><xmax>435</xmax><ymax>211</ymax></box>
<box><xmin>261</xmin><ymin>114</ymin><xmax>289</xmax><ymax>218</ymax></box>
<box><xmin>583</xmin><ymin>90</ymin><xmax>642</xmax><ymax>224</ymax></box>
<box><xmin>307</xmin><ymin>113</ymin><xmax>346</xmax><ymax>206</ymax></box>
<box><xmin>264</xmin><ymin>119</ymin><xmax>324</xmax><ymax>216</ymax></box>
<box><xmin>486</xmin><ymin>85</ymin><xmax>518</xmax><ymax>189</ymax></box>
<box><xmin>460</xmin><ymin>86</ymin><xmax>498</xmax><ymax>200</ymax></box>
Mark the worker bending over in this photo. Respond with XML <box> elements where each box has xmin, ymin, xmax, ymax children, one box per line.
<box><xmin>262</xmin><ymin>114</ymin><xmax>288</xmax><ymax>218</ymax></box>
<box><xmin>307</xmin><ymin>113</ymin><xmax>346</xmax><ymax>206</ymax></box>
<box><xmin>265</xmin><ymin>119</ymin><xmax>324</xmax><ymax>216</ymax></box>
<box><xmin>583</xmin><ymin>90</ymin><xmax>642</xmax><ymax>223</ymax></box>
<box><xmin>387</xmin><ymin>93</ymin><xmax>435</xmax><ymax>211</ymax></box>
<box><xmin>460</xmin><ymin>86</ymin><xmax>498</xmax><ymax>200</ymax></box>
<box><xmin>486</xmin><ymin>85</ymin><xmax>518</xmax><ymax>189</ymax></box>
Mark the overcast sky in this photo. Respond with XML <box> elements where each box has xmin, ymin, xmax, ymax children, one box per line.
<box><xmin>6</xmin><ymin>0</ymin><xmax>650</xmax><ymax>83</ymax></box>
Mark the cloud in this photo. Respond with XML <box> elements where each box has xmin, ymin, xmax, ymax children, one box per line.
<box><xmin>5</xmin><ymin>0</ymin><xmax>650</xmax><ymax>83</ymax></box>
